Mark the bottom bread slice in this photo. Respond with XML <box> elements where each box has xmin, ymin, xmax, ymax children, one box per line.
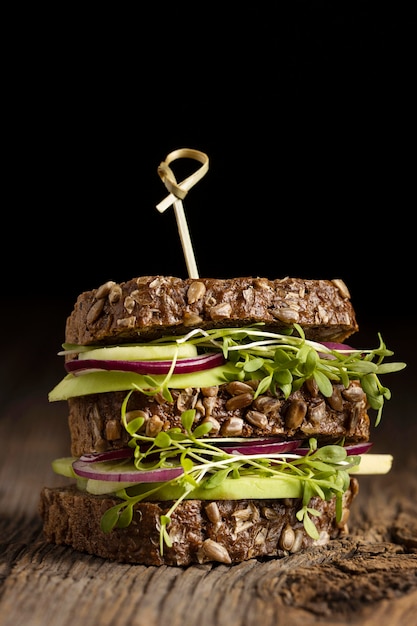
<box><xmin>39</xmin><ymin>481</ymin><xmax>358</xmax><ymax>566</ymax></box>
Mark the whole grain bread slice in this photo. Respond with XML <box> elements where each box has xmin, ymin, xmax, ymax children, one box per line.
<box><xmin>67</xmin><ymin>380</ymin><xmax>370</xmax><ymax>456</ymax></box>
<box><xmin>39</xmin><ymin>479</ymin><xmax>358</xmax><ymax>566</ymax></box>
<box><xmin>65</xmin><ymin>276</ymin><xmax>358</xmax><ymax>346</ymax></box>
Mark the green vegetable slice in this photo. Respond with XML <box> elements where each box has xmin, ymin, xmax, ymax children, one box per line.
<box><xmin>48</xmin><ymin>362</ymin><xmax>240</xmax><ymax>401</ymax></box>
<box><xmin>51</xmin><ymin>324</ymin><xmax>406</xmax><ymax>426</ymax></box>
<box><xmin>77</xmin><ymin>342</ymin><xmax>198</xmax><ymax>361</ymax></box>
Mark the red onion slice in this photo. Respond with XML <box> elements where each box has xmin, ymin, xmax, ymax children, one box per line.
<box><xmin>72</xmin><ymin>439</ymin><xmax>303</xmax><ymax>484</ymax></box>
<box><xmin>318</xmin><ymin>342</ymin><xmax>358</xmax><ymax>360</ymax></box>
<box><xmin>320</xmin><ymin>342</ymin><xmax>355</xmax><ymax>352</ymax></box>
<box><xmin>296</xmin><ymin>442</ymin><xmax>373</xmax><ymax>456</ymax></box>
<box><xmin>65</xmin><ymin>352</ymin><xmax>225</xmax><ymax>376</ymax></box>
<box><xmin>72</xmin><ymin>458</ymin><xmax>184</xmax><ymax>483</ymax></box>
<box><xmin>72</xmin><ymin>439</ymin><xmax>371</xmax><ymax>484</ymax></box>
<box><xmin>79</xmin><ymin>448</ymin><xmax>134</xmax><ymax>463</ymax></box>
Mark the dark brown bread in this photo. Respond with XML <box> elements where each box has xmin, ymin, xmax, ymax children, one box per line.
<box><xmin>39</xmin><ymin>479</ymin><xmax>358</xmax><ymax>566</ymax></box>
<box><xmin>68</xmin><ymin>380</ymin><xmax>370</xmax><ymax>456</ymax></box>
<box><xmin>42</xmin><ymin>274</ymin><xmax>362</xmax><ymax>566</ymax></box>
<box><xmin>65</xmin><ymin>276</ymin><xmax>358</xmax><ymax>346</ymax></box>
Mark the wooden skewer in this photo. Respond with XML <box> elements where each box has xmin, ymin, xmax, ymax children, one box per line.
<box><xmin>156</xmin><ymin>149</ymin><xmax>209</xmax><ymax>279</ymax></box>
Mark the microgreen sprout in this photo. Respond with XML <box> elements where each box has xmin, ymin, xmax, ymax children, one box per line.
<box><xmin>100</xmin><ymin>408</ymin><xmax>360</xmax><ymax>553</ymax></box>
<box><xmin>91</xmin><ymin>323</ymin><xmax>405</xmax><ymax>554</ymax></box>
<box><xmin>111</xmin><ymin>324</ymin><xmax>406</xmax><ymax>427</ymax></box>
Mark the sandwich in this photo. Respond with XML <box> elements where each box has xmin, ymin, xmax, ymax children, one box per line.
<box><xmin>39</xmin><ymin>275</ymin><xmax>405</xmax><ymax>566</ymax></box>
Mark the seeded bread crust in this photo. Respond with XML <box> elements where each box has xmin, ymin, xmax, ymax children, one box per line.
<box><xmin>65</xmin><ymin>276</ymin><xmax>358</xmax><ymax>346</ymax></box>
<box><xmin>67</xmin><ymin>380</ymin><xmax>370</xmax><ymax>456</ymax></box>
<box><xmin>39</xmin><ymin>480</ymin><xmax>358</xmax><ymax>566</ymax></box>
<box><xmin>43</xmin><ymin>275</ymin><xmax>361</xmax><ymax>566</ymax></box>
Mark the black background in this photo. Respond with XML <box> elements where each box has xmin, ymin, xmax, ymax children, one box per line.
<box><xmin>3</xmin><ymin>4</ymin><xmax>416</xmax><ymax>344</ymax></box>
<box><xmin>0</xmin><ymin>4</ymin><xmax>415</xmax><ymax>464</ymax></box>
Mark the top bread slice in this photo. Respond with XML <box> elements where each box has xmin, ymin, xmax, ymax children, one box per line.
<box><xmin>65</xmin><ymin>276</ymin><xmax>358</xmax><ymax>346</ymax></box>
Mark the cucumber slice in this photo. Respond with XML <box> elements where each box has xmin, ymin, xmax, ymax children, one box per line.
<box><xmin>51</xmin><ymin>457</ymin><xmax>77</xmax><ymax>478</ymax></box>
<box><xmin>78</xmin><ymin>343</ymin><xmax>198</xmax><ymax>362</ymax></box>
<box><xmin>51</xmin><ymin>456</ymin><xmax>303</xmax><ymax>499</ymax></box>
<box><xmin>86</xmin><ymin>479</ymin><xmax>140</xmax><ymax>495</ymax></box>
<box><xmin>48</xmin><ymin>362</ymin><xmax>242</xmax><ymax>401</ymax></box>
<box><xmin>349</xmin><ymin>453</ymin><xmax>393</xmax><ymax>474</ymax></box>
<box><xmin>85</xmin><ymin>475</ymin><xmax>304</xmax><ymax>499</ymax></box>
<box><xmin>156</xmin><ymin>475</ymin><xmax>303</xmax><ymax>500</ymax></box>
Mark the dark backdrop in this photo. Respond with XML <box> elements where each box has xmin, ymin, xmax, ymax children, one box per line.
<box><xmin>3</xmin><ymin>4</ymin><xmax>415</xmax><ymax>338</ymax></box>
<box><xmin>1</xmin><ymin>5</ymin><xmax>414</xmax><ymax>461</ymax></box>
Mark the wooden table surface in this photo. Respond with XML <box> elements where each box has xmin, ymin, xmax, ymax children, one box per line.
<box><xmin>1</xmin><ymin>302</ymin><xmax>416</xmax><ymax>626</ymax></box>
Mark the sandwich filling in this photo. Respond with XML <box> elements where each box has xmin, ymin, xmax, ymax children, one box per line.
<box><xmin>49</xmin><ymin>323</ymin><xmax>405</xmax><ymax>553</ymax></box>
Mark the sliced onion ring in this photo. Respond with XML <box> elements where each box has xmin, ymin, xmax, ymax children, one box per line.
<box><xmin>72</xmin><ymin>458</ymin><xmax>184</xmax><ymax>483</ymax></box>
<box><xmin>72</xmin><ymin>439</ymin><xmax>371</xmax><ymax>484</ymax></box>
<box><xmin>78</xmin><ymin>438</ymin><xmax>301</xmax><ymax>464</ymax></box>
<box><xmin>79</xmin><ymin>448</ymin><xmax>134</xmax><ymax>463</ymax></box>
<box><xmin>318</xmin><ymin>342</ymin><xmax>360</xmax><ymax>360</ymax></box>
<box><xmin>65</xmin><ymin>352</ymin><xmax>225</xmax><ymax>376</ymax></box>
<box><xmin>296</xmin><ymin>442</ymin><xmax>373</xmax><ymax>456</ymax></box>
<box><xmin>320</xmin><ymin>342</ymin><xmax>355</xmax><ymax>352</ymax></box>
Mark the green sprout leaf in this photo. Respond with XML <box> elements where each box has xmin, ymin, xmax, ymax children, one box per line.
<box><xmin>118</xmin><ymin>504</ymin><xmax>134</xmax><ymax>528</ymax></box>
<box><xmin>125</xmin><ymin>416</ymin><xmax>145</xmax><ymax>436</ymax></box>
<box><xmin>244</xmin><ymin>357</ymin><xmax>264</xmax><ymax>372</ymax></box>
<box><xmin>312</xmin><ymin>445</ymin><xmax>347</xmax><ymax>464</ymax></box>
<box><xmin>296</xmin><ymin>506</ymin><xmax>320</xmax><ymax>540</ymax></box>
<box><xmin>154</xmin><ymin>432</ymin><xmax>172</xmax><ymax>448</ymax></box>
<box><xmin>160</xmin><ymin>515</ymin><xmax>173</xmax><ymax>551</ymax></box>
<box><xmin>203</xmin><ymin>467</ymin><xmax>233</xmax><ymax>488</ymax></box>
<box><xmin>313</xmin><ymin>370</ymin><xmax>334</xmax><ymax>397</ymax></box>
<box><xmin>100</xmin><ymin>504</ymin><xmax>122</xmax><ymax>533</ymax></box>
<box><xmin>181</xmin><ymin>409</ymin><xmax>195</xmax><ymax>433</ymax></box>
